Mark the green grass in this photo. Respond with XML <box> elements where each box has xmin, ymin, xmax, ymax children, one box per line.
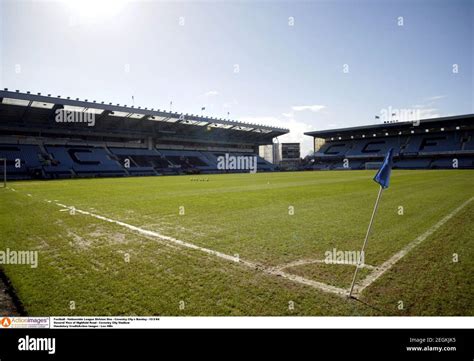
<box><xmin>0</xmin><ymin>170</ymin><xmax>472</xmax><ymax>315</ymax></box>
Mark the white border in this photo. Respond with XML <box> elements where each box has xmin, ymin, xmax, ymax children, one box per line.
<box><xmin>43</xmin><ymin>316</ymin><xmax>474</xmax><ymax>329</ymax></box>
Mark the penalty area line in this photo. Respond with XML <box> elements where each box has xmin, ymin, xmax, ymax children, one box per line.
<box><xmin>52</xmin><ymin>201</ymin><xmax>348</xmax><ymax>297</ymax></box>
<box><xmin>276</xmin><ymin>258</ymin><xmax>376</xmax><ymax>271</ymax></box>
<box><xmin>353</xmin><ymin>196</ymin><xmax>474</xmax><ymax>296</ymax></box>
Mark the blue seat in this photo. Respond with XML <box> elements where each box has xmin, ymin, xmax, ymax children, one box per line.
<box><xmin>0</xmin><ymin>144</ymin><xmax>43</xmax><ymax>179</ymax></box>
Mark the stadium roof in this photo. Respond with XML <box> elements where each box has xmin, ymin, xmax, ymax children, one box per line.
<box><xmin>0</xmin><ymin>89</ymin><xmax>289</xmax><ymax>137</ymax></box>
<box><xmin>305</xmin><ymin>114</ymin><xmax>474</xmax><ymax>138</ymax></box>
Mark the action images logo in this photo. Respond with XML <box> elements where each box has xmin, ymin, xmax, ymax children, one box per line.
<box><xmin>1</xmin><ymin>317</ymin><xmax>11</xmax><ymax>328</ymax></box>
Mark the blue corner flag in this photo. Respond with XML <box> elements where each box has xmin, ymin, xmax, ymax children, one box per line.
<box><xmin>350</xmin><ymin>148</ymin><xmax>395</xmax><ymax>297</ymax></box>
<box><xmin>373</xmin><ymin>148</ymin><xmax>394</xmax><ymax>189</ymax></box>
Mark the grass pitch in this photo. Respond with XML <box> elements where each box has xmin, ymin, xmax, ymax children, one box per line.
<box><xmin>0</xmin><ymin>170</ymin><xmax>472</xmax><ymax>316</ymax></box>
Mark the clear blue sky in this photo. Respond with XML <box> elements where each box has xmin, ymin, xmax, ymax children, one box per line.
<box><xmin>1</xmin><ymin>0</ymin><xmax>472</xmax><ymax>154</ymax></box>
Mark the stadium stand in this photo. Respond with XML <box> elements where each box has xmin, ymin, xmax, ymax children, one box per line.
<box><xmin>0</xmin><ymin>144</ymin><xmax>43</xmax><ymax>179</ymax></box>
<box><xmin>0</xmin><ymin>90</ymin><xmax>286</xmax><ymax>179</ymax></box>
<box><xmin>305</xmin><ymin>114</ymin><xmax>474</xmax><ymax>170</ymax></box>
<box><xmin>45</xmin><ymin>145</ymin><xmax>126</xmax><ymax>177</ymax></box>
<box><xmin>109</xmin><ymin>148</ymin><xmax>168</xmax><ymax>175</ymax></box>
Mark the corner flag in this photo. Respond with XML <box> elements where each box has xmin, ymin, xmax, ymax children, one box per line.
<box><xmin>349</xmin><ymin>148</ymin><xmax>394</xmax><ymax>298</ymax></box>
<box><xmin>373</xmin><ymin>148</ymin><xmax>394</xmax><ymax>189</ymax></box>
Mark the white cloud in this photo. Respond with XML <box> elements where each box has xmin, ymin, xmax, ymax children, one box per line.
<box><xmin>223</xmin><ymin>99</ymin><xmax>238</xmax><ymax>109</ymax></box>
<box><xmin>239</xmin><ymin>104</ymin><xmax>328</xmax><ymax>156</ymax></box>
<box><xmin>424</xmin><ymin>95</ymin><xmax>446</xmax><ymax>101</ymax></box>
<box><xmin>238</xmin><ymin>104</ymin><xmax>330</xmax><ymax>156</ymax></box>
<box><xmin>409</xmin><ymin>95</ymin><xmax>446</xmax><ymax>118</ymax></box>
<box><xmin>239</xmin><ymin>115</ymin><xmax>315</xmax><ymax>156</ymax></box>
<box><xmin>411</xmin><ymin>100</ymin><xmax>443</xmax><ymax>119</ymax></box>
<box><xmin>204</xmin><ymin>90</ymin><xmax>219</xmax><ymax>97</ymax></box>
<box><xmin>291</xmin><ymin>104</ymin><xmax>326</xmax><ymax>112</ymax></box>
<box><xmin>418</xmin><ymin>108</ymin><xmax>441</xmax><ymax>119</ymax></box>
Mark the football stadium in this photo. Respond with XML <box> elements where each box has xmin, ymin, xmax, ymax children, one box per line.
<box><xmin>0</xmin><ymin>89</ymin><xmax>473</xmax><ymax>316</ymax></box>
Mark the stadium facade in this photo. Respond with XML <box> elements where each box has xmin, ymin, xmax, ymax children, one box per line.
<box><xmin>305</xmin><ymin>114</ymin><xmax>474</xmax><ymax>170</ymax></box>
<box><xmin>2</xmin><ymin>89</ymin><xmax>472</xmax><ymax>179</ymax></box>
<box><xmin>0</xmin><ymin>90</ymin><xmax>288</xmax><ymax>179</ymax></box>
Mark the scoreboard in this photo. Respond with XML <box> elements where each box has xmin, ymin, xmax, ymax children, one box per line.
<box><xmin>281</xmin><ymin>143</ymin><xmax>300</xmax><ymax>160</ymax></box>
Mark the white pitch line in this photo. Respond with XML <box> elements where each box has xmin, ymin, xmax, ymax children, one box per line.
<box><xmin>276</xmin><ymin>258</ymin><xmax>376</xmax><ymax>271</ymax></box>
<box><xmin>353</xmin><ymin>196</ymin><xmax>474</xmax><ymax>296</ymax></box>
<box><xmin>8</xmin><ymin>187</ymin><xmax>472</xmax><ymax>299</ymax></box>
<box><xmin>52</xmin><ymin>202</ymin><xmax>348</xmax><ymax>297</ymax></box>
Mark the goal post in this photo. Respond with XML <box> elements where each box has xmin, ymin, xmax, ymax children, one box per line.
<box><xmin>0</xmin><ymin>158</ymin><xmax>6</xmax><ymax>188</ymax></box>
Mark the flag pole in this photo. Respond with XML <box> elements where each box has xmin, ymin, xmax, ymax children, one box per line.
<box><xmin>348</xmin><ymin>184</ymin><xmax>384</xmax><ymax>298</ymax></box>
